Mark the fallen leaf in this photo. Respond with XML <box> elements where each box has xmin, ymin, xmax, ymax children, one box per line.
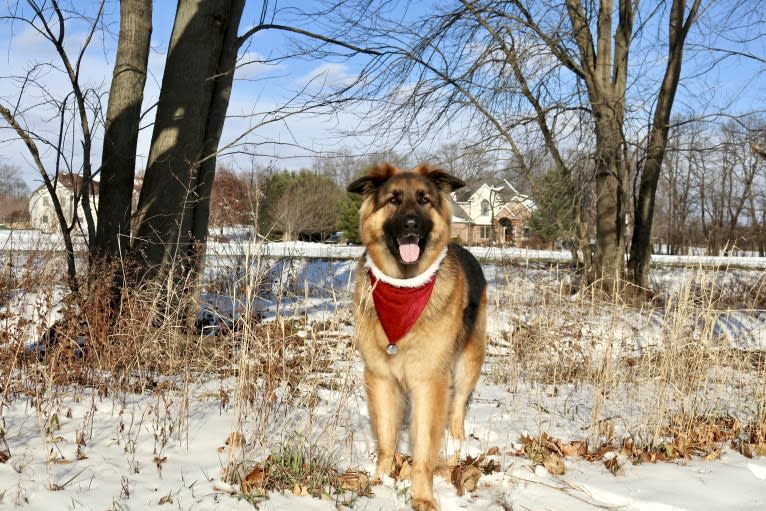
<box><xmin>338</xmin><ymin>470</ymin><xmax>369</xmax><ymax>492</ymax></box>
<box><xmin>562</xmin><ymin>440</ymin><xmax>588</xmax><ymax>458</ymax></box>
<box><xmin>542</xmin><ymin>453</ymin><xmax>565</xmax><ymax>475</ymax></box>
<box><xmin>604</xmin><ymin>457</ymin><xmax>621</xmax><ymax>475</ymax></box>
<box><xmin>451</xmin><ymin>465</ymin><xmax>482</xmax><ymax>496</ymax></box>
<box><xmin>240</xmin><ymin>466</ymin><xmax>265</xmax><ymax>493</ymax></box>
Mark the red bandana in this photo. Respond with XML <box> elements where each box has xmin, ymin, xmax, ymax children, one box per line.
<box><xmin>369</xmin><ymin>272</ymin><xmax>437</xmax><ymax>345</ymax></box>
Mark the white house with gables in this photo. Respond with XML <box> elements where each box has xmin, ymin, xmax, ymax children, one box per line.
<box><xmin>28</xmin><ymin>174</ymin><xmax>99</xmax><ymax>232</ymax></box>
<box><xmin>450</xmin><ymin>178</ymin><xmax>536</xmax><ymax>246</ymax></box>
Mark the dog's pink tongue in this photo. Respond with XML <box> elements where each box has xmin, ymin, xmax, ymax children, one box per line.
<box><xmin>399</xmin><ymin>242</ymin><xmax>420</xmax><ymax>263</ymax></box>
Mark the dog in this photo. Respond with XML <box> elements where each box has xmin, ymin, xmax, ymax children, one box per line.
<box><xmin>347</xmin><ymin>163</ymin><xmax>487</xmax><ymax>511</ymax></box>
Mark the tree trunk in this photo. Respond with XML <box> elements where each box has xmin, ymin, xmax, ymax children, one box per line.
<box><xmin>130</xmin><ymin>0</ymin><xmax>245</xmax><ymax>319</ymax></box>
<box><xmin>592</xmin><ymin>112</ymin><xmax>628</xmax><ymax>288</ymax></box>
<box><xmin>93</xmin><ymin>0</ymin><xmax>152</xmax><ymax>274</ymax></box>
<box><xmin>628</xmin><ymin>0</ymin><xmax>701</xmax><ymax>289</ymax></box>
<box><xmin>566</xmin><ymin>0</ymin><xmax>633</xmax><ymax>290</ymax></box>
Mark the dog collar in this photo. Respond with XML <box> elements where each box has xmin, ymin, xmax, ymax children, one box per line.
<box><xmin>365</xmin><ymin>248</ymin><xmax>447</xmax><ymax>354</ymax></box>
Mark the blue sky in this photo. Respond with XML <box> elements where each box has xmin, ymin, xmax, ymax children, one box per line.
<box><xmin>0</xmin><ymin>1</ymin><xmax>390</xmax><ymax>188</ymax></box>
<box><xmin>1</xmin><ymin>1</ymin><xmax>764</xmax><ymax>190</ymax></box>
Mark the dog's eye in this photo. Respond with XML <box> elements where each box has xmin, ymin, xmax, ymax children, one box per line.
<box><xmin>417</xmin><ymin>192</ymin><xmax>430</xmax><ymax>205</ymax></box>
<box><xmin>388</xmin><ymin>194</ymin><xmax>401</xmax><ymax>206</ymax></box>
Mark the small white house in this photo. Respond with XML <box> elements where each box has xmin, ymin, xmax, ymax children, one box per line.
<box><xmin>450</xmin><ymin>178</ymin><xmax>535</xmax><ymax>246</ymax></box>
<box><xmin>28</xmin><ymin>174</ymin><xmax>99</xmax><ymax>232</ymax></box>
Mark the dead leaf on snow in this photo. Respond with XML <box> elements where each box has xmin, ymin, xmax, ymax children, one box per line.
<box><xmin>604</xmin><ymin>456</ymin><xmax>621</xmax><ymax>476</ymax></box>
<box><xmin>451</xmin><ymin>464</ymin><xmax>482</xmax><ymax>496</ymax></box>
<box><xmin>240</xmin><ymin>465</ymin><xmax>265</xmax><ymax>493</ymax></box>
<box><xmin>562</xmin><ymin>440</ymin><xmax>588</xmax><ymax>458</ymax></box>
<box><xmin>338</xmin><ymin>470</ymin><xmax>370</xmax><ymax>493</ymax></box>
<box><xmin>542</xmin><ymin>453</ymin><xmax>565</xmax><ymax>475</ymax></box>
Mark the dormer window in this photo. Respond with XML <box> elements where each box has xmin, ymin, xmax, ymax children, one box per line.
<box><xmin>481</xmin><ymin>199</ymin><xmax>490</xmax><ymax>216</ymax></box>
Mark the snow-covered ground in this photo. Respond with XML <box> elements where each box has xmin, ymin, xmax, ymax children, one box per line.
<box><xmin>1</xmin><ymin>230</ymin><xmax>766</xmax><ymax>510</ymax></box>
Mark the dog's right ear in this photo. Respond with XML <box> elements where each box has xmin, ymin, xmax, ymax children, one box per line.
<box><xmin>347</xmin><ymin>175</ymin><xmax>382</xmax><ymax>196</ymax></box>
<box><xmin>346</xmin><ymin>163</ymin><xmax>398</xmax><ymax>195</ymax></box>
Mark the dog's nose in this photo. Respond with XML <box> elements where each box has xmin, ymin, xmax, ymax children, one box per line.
<box><xmin>405</xmin><ymin>218</ymin><xmax>418</xmax><ymax>230</ymax></box>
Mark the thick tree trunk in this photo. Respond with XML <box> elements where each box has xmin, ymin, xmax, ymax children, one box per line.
<box><xmin>592</xmin><ymin>113</ymin><xmax>628</xmax><ymax>288</ymax></box>
<box><xmin>628</xmin><ymin>0</ymin><xmax>700</xmax><ymax>289</ymax></box>
<box><xmin>566</xmin><ymin>0</ymin><xmax>633</xmax><ymax>290</ymax></box>
<box><xmin>93</xmin><ymin>0</ymin><xmax>152</xmax><ymax>272</ymax></box>
<box><xmin>130</xmin><ymin>0</ymin><xmax>244</xmax><ymax>316</ymax></box>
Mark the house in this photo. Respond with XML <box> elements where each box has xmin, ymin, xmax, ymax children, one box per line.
<box><xmin>450</xmin><ymin>178</ymin><xmax>535</xmax><ymax>246</ymax></box>
<box><xmin>28</xmin><ymin>174</ymin><xmax>99</xmax><ymax>232</ymax></box>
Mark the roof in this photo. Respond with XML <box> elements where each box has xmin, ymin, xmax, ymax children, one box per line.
<box><xmin>453</xmin><ymin>177</ymin><xmax>526</xmax><ymax>205</ymax></box>
<box><xmin>32</xmin><ymin>174</ymin><xmax>100</xmax><ymax>195</ymax></box>
<box><xmin>448</xmin><ymin>195</ymin><xmax>471</xmax><ymax>222</ymax></box>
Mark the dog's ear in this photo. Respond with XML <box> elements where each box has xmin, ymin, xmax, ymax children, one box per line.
<box><xmin>347</xmin><ymin>175</ymin><xmax>383</xmax><ymax>196</ymax></box>
<box><xmin>347</xmin><ymin>163</ymin><xmax>398</xmax><ymax>195</ymax></box>
<box><xmin>425</xmin><ymin>168</ymin><xmax>465</xmax><ymax>193</ymax></box>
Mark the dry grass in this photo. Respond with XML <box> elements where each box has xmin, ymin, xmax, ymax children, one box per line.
<box><xmin>484</xmin><ymin>262</ymin><xmax>766</xmax><ymax>458</ymax></box>
<box><xmin>1</xmin><ymin>238</ymin><xmax>765</xmax><ymax>506</ymax></box>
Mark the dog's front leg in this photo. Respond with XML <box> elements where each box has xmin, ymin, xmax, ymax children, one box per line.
<box><xmin>409</xmin><ymin>375</ymin><xmax>449</xmax><ymax>511</ymax></box>
<box><xmin>365</xmin><ymin>368</ymin><xmax>404</xmax><ymax>479</ymax></box>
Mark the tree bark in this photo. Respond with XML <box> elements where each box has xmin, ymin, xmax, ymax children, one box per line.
<box><xmin>566</xmin><ymin>0</ymin><xmax>633</xmax><ymax>290</ymax></box>
<box><xmin>93</xmin><ymin>0</ymin><xmax>152</xmax><ymax>271</ymax></box>
<box><xmin>628</xmin><ymin>0</ymin><xmax>701</xmax><ymax>289</ymax></box>
<box><xmin>130</xmin><ymin>0</ymin><xmax>245</xmax><ymax>313</ymax></box>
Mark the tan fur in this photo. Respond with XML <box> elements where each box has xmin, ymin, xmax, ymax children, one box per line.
<box><xmin>350</xmin><ymin>163</ymin><xmax>488</xmax><ymax>511</ymax></box>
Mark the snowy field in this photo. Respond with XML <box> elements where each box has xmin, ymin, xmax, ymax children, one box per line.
<box><xmin>1</xmin><ymin>229</ymin><xmax>766</xmax><ymax>510</ymax></box>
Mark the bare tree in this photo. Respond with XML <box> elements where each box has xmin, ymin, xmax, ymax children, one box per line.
<box><xmin>93</xmin><ymin>0</ymin><xmax>152</xmax><ymax>272</ymax></box>
<box><xmin>653</xmin><ymin>118</ymin><xmax>703</xmax><ymax>255</ymax></box>
<box><xmin>1</xmin><ymin>0</ymin><xmax>106</xmax><ymax>292</ymax></box>
<box><xmin>321</xmin><ymin>0</ymin><xmax>733</xmax><ymax>291</ymax></box>
<box><xmin>2</xmin><ymin>1</ymin><xmax>383</xmax><ymax>321</ymax></box>
<box><xmin>312</xmin><ymin>149</ymin><xmax>361</xmax><ymax>188</ymax></box>
<box><xmin>0</xmin><ymin>163</ymin><xmax>30</xmax><ymax>225</ymax></box>
<box><xmin>418</xmin><ymin>141</ymin><xmax>499</xmax><ymax>182</ymax></box>
<box><xmin>627</xmin><ymin>0</ymin><xmax>702</xmax><ymax>288</ymax></box>
<box><xmin>259</xmin><ymin>169</ymin><xmax>342</xmax><ymax>240</ymax></box>
<box><xmin>0</xmin><ymin>164</ymin><xmax>29</xmax><ymax>198</ymax></box>
<box><xmin>209</xmin><ymin>166</ymin><xmax>252</xmax><ymax>229</ymax></box>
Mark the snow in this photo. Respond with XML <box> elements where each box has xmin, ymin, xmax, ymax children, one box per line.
<box><xmin>1</xmin><ymin>231</ymin><xmax>766</xmax><ymax>510</ymax></box>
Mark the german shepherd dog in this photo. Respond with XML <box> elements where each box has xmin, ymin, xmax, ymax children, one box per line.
<box><xmin>347</xmin><ymin>163</ymin><xmax>487</xmax><ymax>511</ymax></box>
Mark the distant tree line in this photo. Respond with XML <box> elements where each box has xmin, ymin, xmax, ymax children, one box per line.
<box><xmin>1</xmin><ymin>0</ymin><xmax>764</xmax><ymax>334</ymax></box>
<box><xmin>0</xmin><ymin>164</ymin><xmax>30</xmax><ymax>225</ymax></box>
<box><xmin>206</xmin><ymin>120</ymin><xmax>766</xmax><ymax>259</ymax></box>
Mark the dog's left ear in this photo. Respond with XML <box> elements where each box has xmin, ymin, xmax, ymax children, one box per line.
<box><xmin>426</xmin><ymin>168</ymin><xmax>466</xmax><ymax>193</ymax></box>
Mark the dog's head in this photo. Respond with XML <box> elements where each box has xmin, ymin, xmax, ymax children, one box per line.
<box><xmin>348</xmin><ymin>163</ymin><xmax>465</xmax><ymax>278</ymax></box>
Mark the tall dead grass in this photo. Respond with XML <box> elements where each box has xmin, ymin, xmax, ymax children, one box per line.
<box><xmin>484</xmin><ymin>261</ymin><xmax>766</xmax><ymax>458</ymax></box>
<box><xmin>1</xmin><ymin>235</ymin><xmax>765</xmax><ymax>504</ymax></box>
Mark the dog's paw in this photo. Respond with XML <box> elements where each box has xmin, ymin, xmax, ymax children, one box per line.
<box><xmin>411</xmin><ymin>497</ymin><xmax>439</xmax><ymax>511</ymax></box>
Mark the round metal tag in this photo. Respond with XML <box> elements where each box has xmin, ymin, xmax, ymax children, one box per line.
<box><xmin>386</xmin><ymin>344</ymin><xmax>398</xmax><ymax>355</ymax></box>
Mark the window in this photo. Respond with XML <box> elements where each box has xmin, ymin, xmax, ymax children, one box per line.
<box><xmin>480</xmin><ymin>199</ymin><xmax>490</xmax><ymax>216</ymax></box>
<box><xmin>43</xmin><ymin>196</ymin><xmax>50</xmax><ymax>207</ymax></box>
<box><xmin>479</xmin><ymin>226</ymin><xmax>492</xmax><ymax>239</ymax></box>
